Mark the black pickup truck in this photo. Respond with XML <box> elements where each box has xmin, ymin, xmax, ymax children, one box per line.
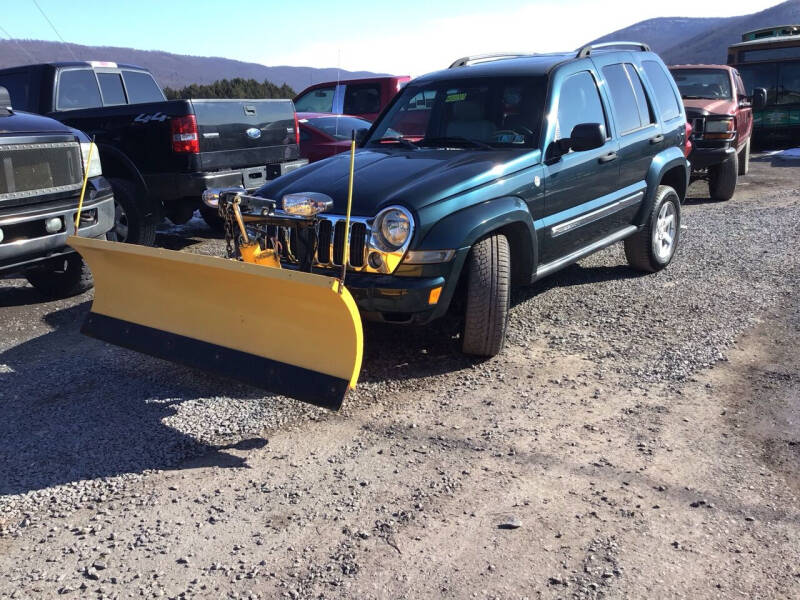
<box><xmin>0</xmin><ymin>85</ymin><xmax>114</xmax><ymax>297</ymax></box>
<box><xmin>0</xmin><ymin>61</ymin><xmax>307</xmax><ymax>244</ymax></box>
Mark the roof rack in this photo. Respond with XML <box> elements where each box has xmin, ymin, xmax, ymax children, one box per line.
<box><xmin>575</xmin><ymin>42</ymin><xmax>651</xmax><ymax>58</ymax></box>
<box><xmin>448</xmin><ymin>53</ymin><xmax>532</xmax><ymax>68</ymax></box>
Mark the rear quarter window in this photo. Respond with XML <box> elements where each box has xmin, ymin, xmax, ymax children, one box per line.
<box><xmin>122</xmin><ymin>70</ymin><xmax>164</xmax><ymax>104</ymax></box>
<box><xmin>343</xmin><ymin>84</ymin><xmax>381</xmax><ymax>115</ymax></box>
<box><xmin>642</xmin><ymin>60</ymin><xmax>681</xmax><ymax>121</ymax></box>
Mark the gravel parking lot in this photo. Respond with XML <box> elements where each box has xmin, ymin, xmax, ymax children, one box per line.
<box><xmin>1</xmin><ymin>154</ymin><xmax>799</xmax><ymax>599</ymax></box>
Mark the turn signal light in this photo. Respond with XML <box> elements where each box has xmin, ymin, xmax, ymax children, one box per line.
<box><xmin>171</xmin><ymin>115</ymin><xmax>199</xmax><ymax>154</ymax></box>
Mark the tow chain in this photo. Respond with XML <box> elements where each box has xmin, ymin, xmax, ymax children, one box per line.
<box><xmin>219</xmin><ymin>199</ymin><xmax>238</xmax><ymax>259</ymax></box>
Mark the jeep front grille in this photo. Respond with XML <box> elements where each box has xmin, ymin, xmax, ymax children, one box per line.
<box><xmin>277</xmin><ymin>215</ymin><xmax>371</xmax><ymax>270</ymax></box>
<box><xmin>0</xmin><ymin>142</ymin><xmax>83</xmax><ymax>208</ymax></box>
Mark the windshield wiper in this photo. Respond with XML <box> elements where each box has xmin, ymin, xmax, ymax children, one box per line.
<box><xmin>420</xmin><ymin>136</ymin><xmax>493</xmax><ymax>150</ymax></box>
<box><xmin>682</xmin><ymin>95</ymin><xmax>718</xmax><ymax>100</ymax></box>
<box><xmin>369</xmin><ymin>137</ymin><xmax>419</xmax><ymax>150</ymax></box>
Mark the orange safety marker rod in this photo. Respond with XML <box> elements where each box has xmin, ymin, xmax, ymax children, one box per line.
<box><xmin>338</xmin><ymin>132</ymin><xmax>356</xmax><ymax>294</ymax></box>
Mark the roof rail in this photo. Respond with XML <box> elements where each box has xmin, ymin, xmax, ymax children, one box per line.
<box><xmin>448</xmin><ymin>52</ymin><xmax>531</xmax><ymax>68</ymax></box>
<box><xmin>575</xmin><ymin>41</ymin><xmax>651</xmax><ymax>58</ymax></box>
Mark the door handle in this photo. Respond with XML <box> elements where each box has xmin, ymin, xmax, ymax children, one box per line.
<box><xmin>598</xmin><ymin>152</ymin><xmax>618</xmax><ymax>164</ymax></box>
<box><xmin>649</xmin><ymin>134</ymin><xmax>664</xmax><ymax>144</ymax></box>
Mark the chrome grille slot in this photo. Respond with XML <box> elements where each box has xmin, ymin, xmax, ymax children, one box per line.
<box><xmin>333</xmin><ymin>220</ymin><xmax>347</xmax><ymax>265</ymax></box>
<box><xmin>349</xmin><ymin>222</ymin><xmax>366</xmax><ymax>267</ymax></box>
<box><xmin>317</xmin><ymin>220</ymin><xmax>332</xmax><ymax>263</ymax></box>
<box><xmin>692</xmin><ymin>117</ymin><xmax>705</xmax><ymax>138</ymax></box>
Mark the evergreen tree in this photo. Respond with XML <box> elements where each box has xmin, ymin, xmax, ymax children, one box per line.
<box><xmin>163</xmin><ymin>78</ymin><xmax>295</xmax><ymax>100</ymax></box>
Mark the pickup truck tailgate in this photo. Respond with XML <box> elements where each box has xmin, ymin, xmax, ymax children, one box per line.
<box><xmin>191</xmin><ymin>99</ymin><xmax>299</xmax><ymax>171</ymax></box>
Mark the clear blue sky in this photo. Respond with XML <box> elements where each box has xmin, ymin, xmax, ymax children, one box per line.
<box><xmin>0</xmin><ymin>0</ymin><xmax>785</xmax><ymax>75</ymax></box>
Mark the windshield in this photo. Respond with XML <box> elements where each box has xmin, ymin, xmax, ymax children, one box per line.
<box><xmin>670</xmin><ymin>69</ymin><xmax>733</xmax><ymax>100</ymax></box>
<box><xmin>303</xmin><ymin>116</ymin><xmax>371</xmax><ymax>140</ymax></box>
<box><xmin>367</xmin><ymin>76</ymin><xmax>547</xmax><ymax>149</ymax></box>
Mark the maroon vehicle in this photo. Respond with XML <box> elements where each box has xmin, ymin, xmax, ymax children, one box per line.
<box><xmin>297</xmin><ymin>112</ymin><xmax>371</xmax><ymax>162</ymax></box>
<box><xmin>669</xmin><ymin>64</ymin><xmax>764</xmax><ymax>201</ymax></box>
<box><xmin>293</xmin><ymin>75</ymin><xmax>410</xmax><ymax>121</ymax></box>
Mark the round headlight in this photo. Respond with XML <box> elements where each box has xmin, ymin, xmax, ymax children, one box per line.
<box><xmin>379</xmin><ymin>208</ymin><xmax>411</xmax><ymax>248</ymax></box>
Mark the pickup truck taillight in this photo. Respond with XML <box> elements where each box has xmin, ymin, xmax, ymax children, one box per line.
<box><xmin>683</xmin><ymin>121</ymin><xmax>693</xmax><ymax>158</ymax></box>
<box><xmin>294</xmin><ymin>112</ymin><xmax>300</xmax><ymax>146</ymax></box>
<box><xmin>171</xmin><ymin>115</ymin><xmax>199</xmax><ymax>153</ymax></box>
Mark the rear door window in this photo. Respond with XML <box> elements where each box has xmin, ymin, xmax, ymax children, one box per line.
<box><xmin>57</xmin><ymin>69</ymin><xmax>102</xmax><ymax>110</ymax></box>
<box><xmin>343</xmin><ymin>83</ymin><xmax>381</xmax><ymax>115</ymax></box>
<box><xmin>122</xmin><ymin>70</ymin><xmax>164</xmax><ymax>104</ymax></box>
<box><xmin>294</xmin><ymin>86</ymin><xmax>335</xmax><ymax>112</ymax></box>
<box><xmin>625</xmin><ymin>64</ymin><xmax>655</xmax><ymax>126</ymax></box>
<box><xmin>602</xmin><ymin>64</ymin><xmax>642</xmax><ymax>134</ymax></box>
<box><xmin>642</xmin><ymin>61</ymin><xmax>681</xmax><ymax>121</ymax></box>
<box><xmin>97</xmin><ymin>72</ymin><xmax>127</xmax><ymax>106</ymax></box>
<box><xmin>556</xmin><ymin>71</ymin><xmax>607</xmax><ymax>142</ymax></box>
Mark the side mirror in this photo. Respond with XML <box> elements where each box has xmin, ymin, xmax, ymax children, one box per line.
<box><xmin>0</xmin><ymin>86</ymin><xmax>12</xmax><ymax>114</ymax></box>
<box><xmin>355</xmin><ymin>128</ymin><xmax>370</xmax><ymax>146</ymax></box>
<box><xmin>569</xmin><ymin>123</ymin><xmax>606</xmax><ymax>152</ymax></box>
<box><xmin>752</xmin><ymin>87</ymin><xmax>767</xmax><ymax>111</ymax></box>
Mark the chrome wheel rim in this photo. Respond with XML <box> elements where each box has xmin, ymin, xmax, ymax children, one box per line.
<box><xmin>114</xmin><ymin>201</ymin><xmax>129</xmax><ymax>242</ymax></box>
<box><xmin>653</xmin><ymin>201</ymin><xmax>677</xmax><ymax>263</ymax></box>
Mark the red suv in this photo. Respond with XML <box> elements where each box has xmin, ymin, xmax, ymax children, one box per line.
<box><xmin>293</xmin><ymin>76</ymin><xmax>409</xmax><ymax>121</ymax></box>
<box><xmin>669</xmin><ymin>65</ymin><xmax>765</xmax><ymax>201</ymax></box>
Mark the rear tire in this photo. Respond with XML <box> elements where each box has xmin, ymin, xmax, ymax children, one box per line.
<box><xmin>25</xmin><ymin>253</ymin><xmax>93</xmax><ymax>299</ymax></box>
<box><xmin>461</xmin><ymin>233</ymin><xmax>510</xmax><ymax>357</ymax></box>
<box><xmin>199</xmin><ymin>205</ymin><xmax>225</xmax><ymax>232</ymax></box>
<box><xmin>107</xmin><ymin>178</ymin><xmax>157</xmax><ymax>245</ymax></box>
<box><xmin>708</xmin><ymin>152</ymin><xmax>738</xmax><ymax>201</ymax></box>
<box><xmin>624</xmin><ymin>185</ymin><xmax>680</xmax><ymax>273</ymax></box>
<box><xmin>738</xmin><ymin>138</ymin><xmax>750</xmax><ymax>176</ymax></box>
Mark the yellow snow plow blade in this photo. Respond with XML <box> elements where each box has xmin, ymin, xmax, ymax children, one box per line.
<box><xmin>67</xmin><ymin>236</ymin><xmax>363</xmax><ymax>410</ymax></box>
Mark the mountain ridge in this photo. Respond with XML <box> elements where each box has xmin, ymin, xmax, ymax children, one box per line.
<box><xmin>0</xmin><ymin>38</ymin><xmax>387</xmax><ymax>92</ymax></box>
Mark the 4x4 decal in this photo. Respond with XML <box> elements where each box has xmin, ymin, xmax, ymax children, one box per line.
<box><xmin>133</xmin><ymin>112</ymin><xmax>168</xmax><ymax>124</ymax></box>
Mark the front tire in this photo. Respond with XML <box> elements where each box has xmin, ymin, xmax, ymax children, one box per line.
<box><xmin>708</xmin><ymin>152</ymin><xmax>738</xmax><ymax>201</ymax></box>
<box><xmin>107</xmin><ymin>178</ymin><xmax>157</xmax><ymax>245</ymax></box>
<box><xmin>461</xmin><ymin>233</ymin><xmax>510</xmax><ymax>357</ymax></box>
<box><xmin>738</xmin><ymin>138</ymin><xmax>750</xmax><ymax>176</ymax></box>
<box><xmin>25</xmin><ymin>253</ymin><xmax>93</xmax><ymax>299</ymax></box>
<box><xmin>624</xmin><ymin>185</ymin><xmax>680</xmax><ymax>273</ymax></box>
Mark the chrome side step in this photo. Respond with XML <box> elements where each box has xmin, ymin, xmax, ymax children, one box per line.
<box><xmin>534</xmin><ymin>225</ymin><xmax>638</xmax><ymax>280</ymax></box>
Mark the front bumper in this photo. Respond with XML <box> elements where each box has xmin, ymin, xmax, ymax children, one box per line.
<box><xmin>0</xmin><ymin>190</ymin><xmax>115</xmax><ymax>273</ymax></box>
<box><xmin>315</xmin><ymin>248</ymin><xmax>469</xmax><ymax>325</ymax></box>
<box><xmin>689</xmin><ymin>144</ymin><xmax>736</xmax><ymax>171</ymax></box>
<box><xmin>146</xmin><ymin>159</ymin><xmax>309</xmax><ymax>201</ymax></box>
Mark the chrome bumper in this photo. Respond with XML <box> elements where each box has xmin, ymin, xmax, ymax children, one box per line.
<box><xmin>0</xmin><ymin>194</ymin><xmax>115</xmax><ymax>272</ymax></box>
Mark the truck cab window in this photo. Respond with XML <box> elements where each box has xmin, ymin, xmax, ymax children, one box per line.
<box><xmin>97</xmin><ymin>72</ymin><xmax>127</xmax><ymax>106</ymax></box>
<box><xmin>57</xmin><ymin>69</ymin><xmax>102</xmax><ymax>110</ymax></box>
<box><xmin>121</xmin><ymin>70</ymin><xmax>164</xmax><ymax>104</ymax></box>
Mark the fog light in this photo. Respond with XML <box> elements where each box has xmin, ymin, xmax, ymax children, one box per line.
<box><xmin>45</xmin><ymin>217</ymin><xmax>63</xmax><ymax>233</ymax></box>
<box><xmin>368</xmin><ymin>252</ymin><xmax>383</xmax><ymax>269</ymax></box>
<box><xmin>0</xmin><ymin>227</ymin><xmax>3</xmax><ymax>243</ymax></box>
<box><xmin>428</xmin><ymin>286</ymin><xmax>443</xmax><ymax>305</ymax></box>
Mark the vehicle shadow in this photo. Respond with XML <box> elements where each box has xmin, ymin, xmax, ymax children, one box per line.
<box><xmin>0</xmin><ymin>257</ymin><xmax>644</xmax><ymax>497</ymax></box>
<box><xmin>0</xmin><ymin>301</ymin><xmax>265</xmax><ymax>498</ymax></box>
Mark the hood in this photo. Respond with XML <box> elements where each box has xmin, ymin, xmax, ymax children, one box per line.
<box><xmin>0</xmin><ymin>110</ymin><xmax>76</xmax><ymax>135</ymax></box>
<box><xmin>257</xmin><ymin>147</ymin><xmax>535</xmax><ymax>216</ymax></box>
<box><xmin>682</xmin><ymin>98</ymin><xmax>737</xmax><ymax>116</ymax></box>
